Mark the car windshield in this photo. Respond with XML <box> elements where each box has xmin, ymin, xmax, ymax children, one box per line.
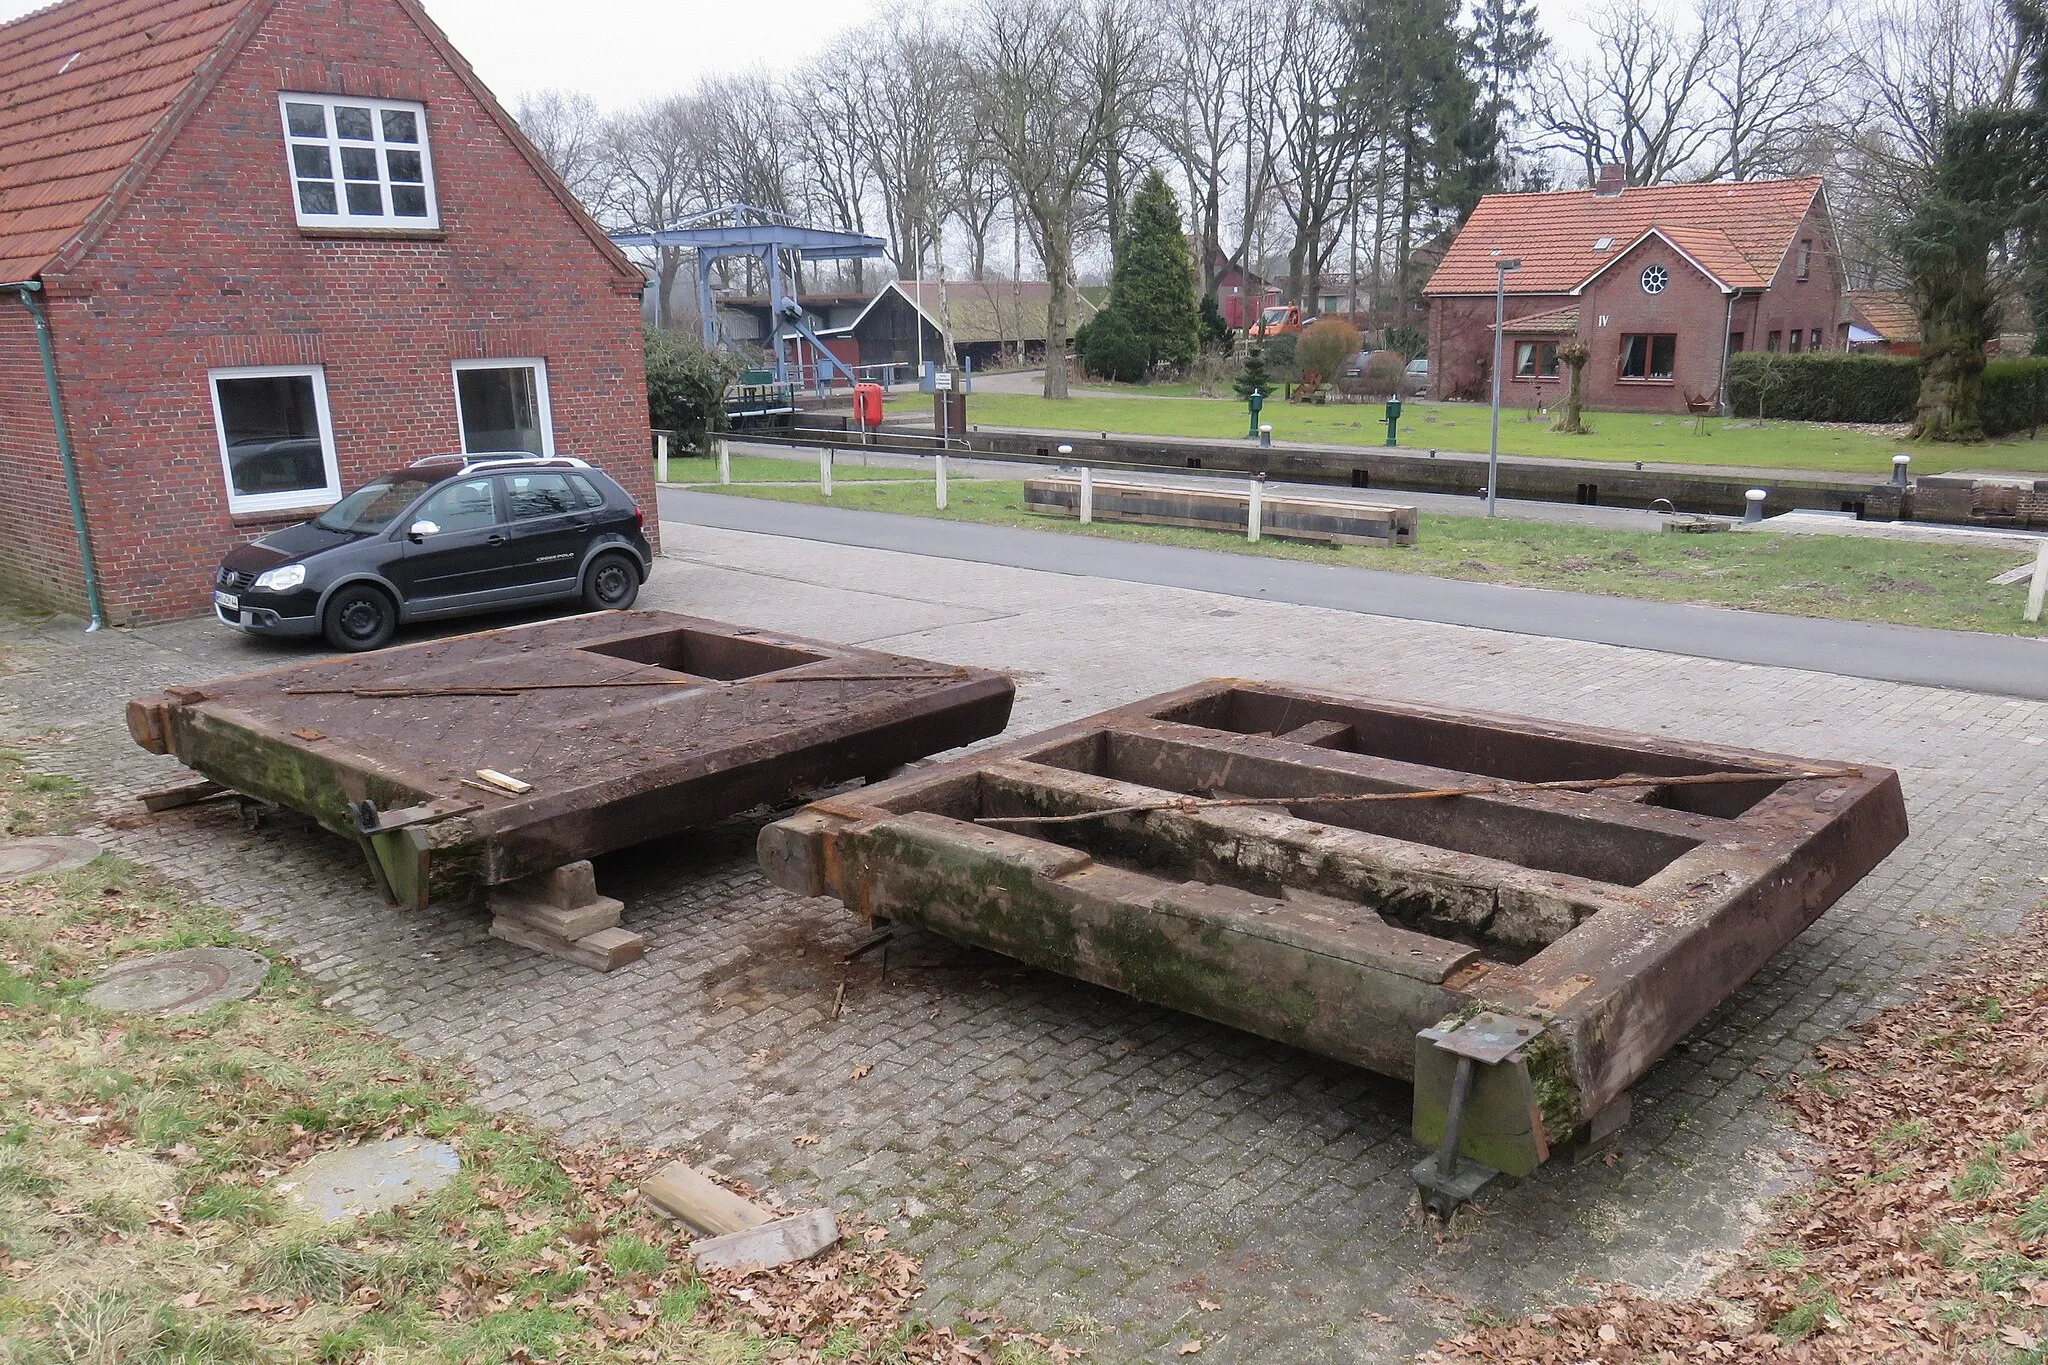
<box><xmin>313</xmin><ymin>476</ymin><xmax>436</xmax><ymax>533</ymax></box>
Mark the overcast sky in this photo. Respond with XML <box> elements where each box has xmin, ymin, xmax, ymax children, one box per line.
<box><xmin>3</xmin><ymin>0</ymin><xmax>1592</xmax><ymax>113</ymax></box>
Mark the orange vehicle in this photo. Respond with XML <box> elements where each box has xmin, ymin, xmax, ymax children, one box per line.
<box><xmin>1251</xmin><ymin>304</ymin><xmax>1305</xmax><ymax>338</ymax></box>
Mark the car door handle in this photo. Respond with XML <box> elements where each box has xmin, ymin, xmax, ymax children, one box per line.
<box><xmin>486</xmin><ymin>534</ymin><xmax>507</xmax><ymax>545</ymax></box>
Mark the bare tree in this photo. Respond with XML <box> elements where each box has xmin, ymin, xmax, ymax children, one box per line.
<box><xmin>1273</xmin><ymin>0</ymin><xmax>1367</xmax><ymax>308</ymax></box>
<box><xmin>852</xmin><ymin>9</ymin><xmax>967</xmax><ymax>281</ymax></box>
<box><xmin>1076</xmin><ymin>0</ymin><xmax>1167</xmax><ymax>268</ymax></box>
<box><xmin>1537</xmin><ymin>0</ymin><xmax>1724</xmax><ymax>184</ymax></box>
<box><xmin>514</xmin><ymin>89</ymin><xmax>611</xmax><ymax>207</ymax></box>
<box><xmin>1161</xmin><ymin>0</ymin><xmax>1256</xmax><ymax>294</ymax></box>
<box><xmin>795</xmin><ymin>45</ymin><xmax>878</xmax><ymax>289</ymax></box>
<box><xmin>970</xmin><ymin>0</ymin><xmax>1133</xmax><ymax>397</ymax></box>
<box><xmin>1698</xmin><ymin>0</ymin><xmax>1838</xmax><ymax>179</ymax></box>
<box><xmin>600</xmin><ymin>96</ymin><xmax>710</xmax><ymax>329</ymax></box>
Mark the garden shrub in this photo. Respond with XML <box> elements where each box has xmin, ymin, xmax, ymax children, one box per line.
<box><xmin>1727</xmin><ymin>351</ymin><xmax>1917</xmax><ymax>423</ymax></box>
<box><xmin>1980</xmin><ymin>357</ymin><xmax>2048</xmax><ymax>437</ymax></box>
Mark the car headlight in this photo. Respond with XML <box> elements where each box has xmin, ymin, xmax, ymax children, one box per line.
<box><xmin>253</xmin><ymin>564</ymin><xmax>306</xmax><ymax>593</ymax></box>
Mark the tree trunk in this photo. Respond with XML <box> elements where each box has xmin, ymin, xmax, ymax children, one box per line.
<box><xmin>1911</xmin><ymin>260</ymin><xmax>1993</xmax><ymax>442</ymax></box>
<box><xmin>1043</xmin><ymin>221</ymin><xmax>1073</xmax><ymax>399</ymax></box>
<box><xmin>656</xmin><ymin>246</ymin><xmax>683</xmax><ymax>331</ymax></box>
<box><xmin>1553</xmin><ymin>341</ymin><xmax>1590</xmax><ymax>434</ymax></box>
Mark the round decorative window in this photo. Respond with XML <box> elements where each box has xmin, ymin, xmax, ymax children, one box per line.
<box><xmin>1640</xmin><ymin>264</ymin><xmax>1670</xmax><ymax>294</ymax></box>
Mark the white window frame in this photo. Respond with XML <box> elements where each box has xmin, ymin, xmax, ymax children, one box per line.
<box><xmin>206</xmin><ymin>364</ymin><xmax>344</xmax><ymax>515</ymax></box>
<box><xmin>278</xmin><ymin>92</ymin><xmax>440</xmax><ymax>230</ymax></box>
<box><xmin>452</xmin><ymin>358</ymin><xmax>556</xmax><ymax>458</ymax></box>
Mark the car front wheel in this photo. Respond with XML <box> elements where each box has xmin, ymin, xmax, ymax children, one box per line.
<box><xmin>582</xmin><ymin>552</ymin><xmax>641</xmax><ymax>611</ymax></box>
<box><xmin>322</xmin><ymin>584</ymin><xmax>397</xmax><ymax>652</ymax></box>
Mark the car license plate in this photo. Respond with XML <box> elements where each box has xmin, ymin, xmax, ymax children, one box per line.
<box><xmin>214</xmin><ymin>591</ymin><xmax>238</xmax><ymax>612</ymax></box>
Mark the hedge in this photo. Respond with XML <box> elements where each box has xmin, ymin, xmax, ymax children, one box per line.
<box><xmin>1726</xmin><ymin>351</ymin><xmax>1917</xmax><ymax>424</ymax></box>
<box><xmin>1981</xmin><ymin>357</ymin><xmax>2048</xmax><ymax>437</ymax></box>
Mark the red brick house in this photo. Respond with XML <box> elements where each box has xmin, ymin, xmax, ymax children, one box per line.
<box><xmin>1422</xmin><ymin>171</ymin><xmax>1842</xmax><ymax>414</ymax></box>
<box><xmin>0</xmin><ymin>0</ymin><xmax>651</xmax><ymax>626</ymax></box>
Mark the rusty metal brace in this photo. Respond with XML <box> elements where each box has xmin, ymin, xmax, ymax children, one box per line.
<box><xmin>348</xmin><ymin>799</ymin><xmax>399</xmax><ymax>905</ymax></box>
<box><xmin>1412</xmin><ymin>1011</ymin><xmax>1547</xmax><ymax>1217</ymax></box>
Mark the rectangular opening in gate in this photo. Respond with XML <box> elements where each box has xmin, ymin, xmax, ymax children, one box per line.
<box><xmin>580</xmin><ymin>628</ymin><xmax>826</xmax><ymax>680</ymax></box>
<box><xmin>1150</xmin><ymin>687</ymin><xmax>1787</xmax><ymax>818</ymax></box>
<box><xmin>1012</xmin><ymin>729</ymin><xmax>1697</xmax><ymax>888</ymax></box>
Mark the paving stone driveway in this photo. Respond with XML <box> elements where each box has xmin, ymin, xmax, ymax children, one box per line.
<box><xmin>4</xmin><ymin>525</ymin><xmax>2046</xmax><ymax>1362</ymax></box>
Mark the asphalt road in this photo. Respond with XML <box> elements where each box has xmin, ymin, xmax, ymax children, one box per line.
<box><xmin>659</xmin><ymin>488</ymin><xmax>2048</xmax><ymax>700</ymax></box>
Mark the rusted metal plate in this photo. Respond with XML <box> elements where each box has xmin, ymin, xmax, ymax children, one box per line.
<box><xmin>759</xmin><ymin>679</ymin><xmax>1906</xmax><ymax>1173</ymax></box>
<box><xmin>128</xmin><ymin>611</ymin><xmax>1014</xmax><ymax>897</ymax></box>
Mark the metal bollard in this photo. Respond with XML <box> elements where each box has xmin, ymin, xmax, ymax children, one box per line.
<box><xmin>820</xmin><ymin>447</ymin><xmax>832</xmax><ymax>497</ymax></box>
<box><xmin>1247</xmin><ymin>477</ymin><xmax>1263</xmax><ymax>542</ymax></box>
<box><xmin>1892</xmin><ymin>454</ymin><xmax>1911</xmax><ymax>486</ymax></box>
<box><xmin>1259</xmin><ymin>423</ymin><xmax>1272</xmax><ymax>449</ymax></box>
<box><xmin>1744</xmin><ymin>488</ymin><xmax>1766</xmax><ymax>523</ymax></box>
<box><xmin>936</xmin><ymin>453</ymin><xmax>948</xmax><ymax>510</ymax></box>
<box><xmin>1080</xmin><ymin>466</ymin><xmax>1094</xmax><ymax>524</ymax></box>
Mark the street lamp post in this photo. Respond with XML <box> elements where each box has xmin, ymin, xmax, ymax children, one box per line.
<box><xmin>1488</xmin><ymin>255</ymin><xmax>1522</xmax><ymax>517</ymax></box>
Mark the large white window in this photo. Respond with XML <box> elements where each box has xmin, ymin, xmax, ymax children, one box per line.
<box><xmin>453</xmin><ymin>359</ymin><xmax>555</xmax><ymax>457</ymax></box>
<box><xmin>279</xmin><ymin>93</ymin><xmax>439</xmax><ymax>229</ymax></box>
<box><xmin>207</xmin><ymin>366</ymin><xmax>343</xmax><ymax>514</ymax></box>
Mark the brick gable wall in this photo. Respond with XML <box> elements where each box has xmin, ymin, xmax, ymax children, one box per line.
<box><xmin>6</xmin><ymin>0</ymin><xmax>651</xmax><ymax>624</ymax></box>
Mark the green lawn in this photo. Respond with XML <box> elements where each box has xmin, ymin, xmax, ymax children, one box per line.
<box><xmin>901</xmin><ymin>392</ymin><xmax>2048</xmax><ymax>478</ymax></box>
<box><xmin>686</xmin><ymin>476</ymin><xmax>2048</xmax><ymax>637</ymax></box>
<box><xmin>659</xmin><ymin>452</ymin><xmax>927</xmax><ymax>484</ymax></box>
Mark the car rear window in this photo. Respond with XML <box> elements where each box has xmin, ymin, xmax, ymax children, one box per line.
<box><xmin>502</xmin><ymin>472</ymin><xmax>592</xmax><ymax>520</ymax></box>
<box><xmin>566</xmin><ymin>473</ymin><xmax>607</xmax><ymax>509</ymax></box>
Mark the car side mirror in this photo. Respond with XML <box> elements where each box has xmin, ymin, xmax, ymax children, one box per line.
<box><xmin>408</xmin><ymin>519</ymin><xmax>439</xmax><ymax>542</ymax></box>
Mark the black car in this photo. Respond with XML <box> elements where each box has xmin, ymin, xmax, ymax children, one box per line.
<box><xmin>213</xmin><ymin>453</ymin><xmax>654</xmax><ymax>651</ymax></box>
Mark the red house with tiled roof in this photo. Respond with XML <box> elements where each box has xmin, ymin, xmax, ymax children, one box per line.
<box><xmin>0</xmin><ymin>0</ymin><xmax>651</xmax><ymax>625</ymax></box>
<box><xmin>1422</xmin><ymin>170</ymin><xmax>1842</xmax><ymax>414</ymax></box>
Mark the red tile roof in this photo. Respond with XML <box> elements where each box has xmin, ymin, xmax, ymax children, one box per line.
<box><xmin>0</xmin><ymin>0</ymin><xmax>262</xmax><ymax>283</ymax></box>
<box><xmin>1424</xmin><ymin>177</ymin><xmax>1824</xmax><ymax>297</ymax></box>
<box><xmin>1846</xmin><ymin>289</ymin><xmax>1919</xmax><ymax>343</ymax></box>
<box><xmin>1490</xmin><ymin>304</ymin><xmax>1580</xmax><ymax>335</ymax></box>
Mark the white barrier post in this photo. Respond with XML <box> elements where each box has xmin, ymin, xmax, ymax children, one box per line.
<box><xmin>820</xmin><ymin>447</ymin><xmax>833</xmax><ymax>497</ymax></box>
<box><xmin>1247</xmin><ymin>477</ymin><xmax>1263</xmax><ymax>542</ymax></box>
<box><xmin>717</xmin><ymin>438</ymin><xmax>731</xmax><ymax>485</ymax></box>
<box><xmin>655</xmin><ymin>430</ymin><xmax>669</xmax><ymax>478</ymax></box>
<box><xmin>1080</xmin><ymin>466</ymin><xmax>1094</xmax><ymax>524</ymax></box>
<box><xmin>936</xmin><ymin>452</ymin><xmax>948</xmax><ymax>510</ymax></box>
<box><xmin>2027</xmin><ymin>540</ymin><xmax>2048</xmax><ymax>624</ymax></box>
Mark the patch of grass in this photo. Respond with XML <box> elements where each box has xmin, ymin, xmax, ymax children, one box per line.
<box><xmin>1952</xmin><ymin>1152</ymin><xmax>2008</xmax><ymax>1201</ymax></box>
<box><xmin>1772</xmin><ymin>1283</ymin><xmax>1843</xmax><ymax>1342</ymax></box>
<box><xmin>248</xmin><ymin>1237</ymin><xmax>367</xmax><ymax>1302</ymax></box>
<box><xmin>2015</xmin><ymin>1191</ymin><xmax>2048</xmax><ymax>1242</ymax></box>
<box><xmin>1762</xmin><ymin>1245</ymin><xmax>1806</xmax><ymax>1271</ymax></box>
<box><xmin>184</xmin><ymin>1181</ymin><xmax>275</xmax><ymax>1226</ymax></box>
<box><xmin>662</xmin><ymin>452</ymin><xmax>929</xmax><ymax>485</ymax></box>
<box><xmin>908</xmin><ymin>390</ymin><xmax>2048</xmax><ymax>476</ymax></box>
<box><xmin>659</xmin><ymin>1279</ymin><xmax>709</xmax><ymax>1324</ymax></box>
<box><xmin>1875</xmin><ymin>1118</ymin><xmax>1928</xmax><ymax>1151</ymax></box>
<box><xmin>700</xmin><ymin>478</ymin><xmax>2048</xmax><ymax>637</ymax></box>
<box><xmin>603</xmin><ymin>1232</ymin><xmax>667</xmax><ymax>1277</ymax></box>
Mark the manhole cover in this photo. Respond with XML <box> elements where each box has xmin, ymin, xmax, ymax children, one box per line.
<box><xmin>0</xmin><ymin>835</ymin><xmax>100</xmax><ymax>881</ymax></box>
<box><xmin>83</xmin><ymin>947</ymin><xmax>270</xmax><ymax>1015</ymax></box>
<box><xmin>273</xmin><ymin>1137</ymin><xmax>460</xmax><ymax>1223</ymax></box>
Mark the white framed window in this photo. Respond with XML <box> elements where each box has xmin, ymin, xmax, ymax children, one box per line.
<box><xmin>453</xmin><ymin>359</ymin><xmax>555</xmax><ymax>457</ymax></box>
<box><xmin>279</xmin><ymin>93</ymin><xmax>439</xmax><ymax>229</ymax></box>
<box><xmin>207</xmin><ymin>365</ymin><xmax>344</xmax><ymax>514</ymax></box>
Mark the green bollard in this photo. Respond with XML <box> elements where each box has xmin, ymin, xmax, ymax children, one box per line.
<box><xmin>1247</xmin><ymin>388</ymin><xmax>1265</xmax><ymax>439</ymax></box>
<box><xmin>1384</xmin><ymin>395</ymin><xmax>1403</xmax><ymax>447</ymax></box>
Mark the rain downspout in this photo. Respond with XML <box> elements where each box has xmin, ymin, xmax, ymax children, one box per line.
<box><xmin>11</xmin><ymin>281</ymin><xmax>105</xmax><ymax>630</ymax></box>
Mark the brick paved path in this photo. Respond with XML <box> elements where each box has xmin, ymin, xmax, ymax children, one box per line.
<box><xmin>3</xmin><ymin>525</ymin><xmax>2044</xmax><ymax>1361</ymax></box>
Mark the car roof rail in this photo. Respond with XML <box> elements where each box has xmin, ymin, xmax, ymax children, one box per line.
<box><xmin>424</xmin><ymin>452</ymin><xmax>594</xmax><ymax>475</ymax></box>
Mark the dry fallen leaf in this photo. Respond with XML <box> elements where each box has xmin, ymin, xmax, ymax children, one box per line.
<box><xmin>792</xmin><ymin>1134</ymin><xmax>819</xmax><ymax>1148</ymax></box>
<box><xmin>1177</xmin><ymin>1340</ymin><xmax>1204</xmax><ymax>1355</ymax></box>
<box><xmin>849</xmin><ymin>1064</ymin><xmax>872</xmax><ymax>1080</ymax></box>
<box><xmin>1197</xmin><ymin>1298</ymin><xmax>1220</xmax><ymax>1312</ymax></box>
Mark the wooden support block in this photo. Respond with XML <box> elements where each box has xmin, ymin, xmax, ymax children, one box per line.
<box><xmin>506</xmin><ymin>860</ymin><xmax>599</xmax><ymax>910</ymax></box>
<box><xmin>490</xmin><ymin>891</ymin><xmax>622</xmax><ymax>941</ymax></box>
<box><xmin>138</xmin><ymin>778</ymin><xmax>227</xmax><ymax>812</ymax></box>
<box><xmin>692</xmin><ymin>1208</ymin><xmax>840</xmax><ymax>1272</ymax></box>
<box><xmin>488</xmin><ymin>918</ymin><xmax>646</xmax><ymax>971</ymax></box>
<box><xmin>641</xmin><ymin>1160</ymin><xmax>773</xmax><ymax>1234</ymax></box>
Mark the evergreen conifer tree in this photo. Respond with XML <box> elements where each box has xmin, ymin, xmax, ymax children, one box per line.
<box><xmin>1107</xmin><ymin>170</ymin><xmax>1202</xmax><ymax>373</ymax></box>
<box><xmin>1235</xmin><ymin>345</ymin><xmax>1271</xmax><ymax>401</ymax></box>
